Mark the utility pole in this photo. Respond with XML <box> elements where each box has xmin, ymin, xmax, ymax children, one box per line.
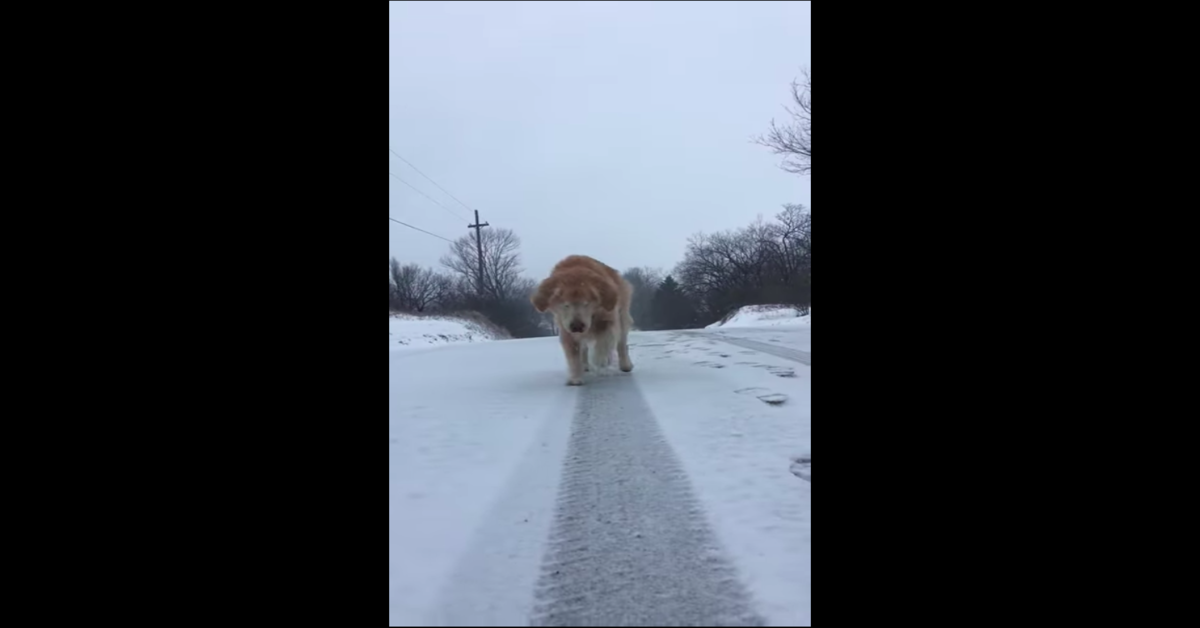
<box><xmin>468</xmin><ymin>209</ymin><xmax>489</xmax><ymax>296</ymax></box>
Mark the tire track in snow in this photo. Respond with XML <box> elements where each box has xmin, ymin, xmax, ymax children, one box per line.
<box><xmin>420</xmin><ymin>387</ymin><xmax>577</xmax><ymax>626</ymax></box>
<box><xmin>531</xmin><ymin>376</ymin><xmax>764</xmax><ymax>626</ymax></box>
<box><xmin>698</xmin><ymin>333</ymin><xmax>811</xmax><ymax>365</ymax></box>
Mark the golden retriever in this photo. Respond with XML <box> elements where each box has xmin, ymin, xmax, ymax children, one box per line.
<box><xmin>531</xmin><ymin>255</ymin><xmax>634</xmax><ymax>385</ymax></box>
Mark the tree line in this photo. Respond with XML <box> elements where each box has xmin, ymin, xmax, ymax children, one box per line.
<box><xmin>390</xmin><ymin>227</ymin><xmax>550</xmax><ymax>338</ymax></box>
<box><xmin>390</xmin><ymin>203</ymin><xmax>809</xmax><ymax>336</ymax></box>
<box><xmin>623</xmin><ymin>203</ymin><xmax>810</xmax><ymax>330</ymax></box>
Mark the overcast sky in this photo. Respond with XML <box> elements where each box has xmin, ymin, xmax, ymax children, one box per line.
<box><xmin>390</xmin><ymin>0</ymin><xmax>810</xmax><ymax>280</ymax></box>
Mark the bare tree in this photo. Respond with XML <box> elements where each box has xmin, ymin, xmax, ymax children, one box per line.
<box><xmin>390</xmin><ymin>258</ymin><xmax>454</xmax><ymax>312</ymax></box>
<box><xmin>677</xmin><ymin>222</ymin><xmax>775</xmax><ymax>318</ymax></box>
<box><xmin>437</xmin><ymin>228</ymin><xmax>551</xmax><ymax>339</ymax></box>
<box><xmin>675</xmin><ymin>205</ymin><xmax>810</xmax><ymax>322</ymax></box>
<box><xmin>756</xmin><ymin>69</ymin><xmax>811</xmax><ymax>175</ymax></box>
<box><xmin>440</xmin><ymin>228</ymin><xmax>525</xmax><ymax>303</ymax></box>
<box><xmin>759</xmin><ymin>204</ymin><xmax>810</xmax><ymax>289</ymax></box>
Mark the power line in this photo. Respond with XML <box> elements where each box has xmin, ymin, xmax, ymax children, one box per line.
<box><xmin>389</xmin><ymin>216</ymin><xmax>455</xmax><ymax>243</ymax></box>
<box><xmin>389</xmin><ymin>148</ymin><xmax>475</xmax><ymax>214</ymax></box>
<box><xmin>389</xmin><ymin>171</ymin><xmax>467</xmax><ymax>222</ymax></box>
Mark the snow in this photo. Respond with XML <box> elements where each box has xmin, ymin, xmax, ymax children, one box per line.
<box><xmin>708</xmin><ymin>325</ymin><xmax>811</xmax><ymax>357</ymax></box>
<box><xmin>706</xmin><ymin>305</ymin><xmax>811</xmax><ymax>329</ymax></box>
<box><xmin>390</xmin><ymin>326</ymin><xmax>811</xmax><ymax>626</ymax></box>
<box><xmin>389</xmin><ymin>312</ymin><xmax>508</xmax><ymax>351</ymax></box>
<box><xmin>634</xmin><ymin>330</ymin><xmax>811</xmax><ymax>625</ymax></box>
<box><xmin>390</xmin><ymin>338</ymin><xmax>577</xmax><ymax>625</ymax></box>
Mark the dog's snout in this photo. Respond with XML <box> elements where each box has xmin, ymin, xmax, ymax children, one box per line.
<box><xmin>569</xmin><ymin>320</ymin><xmax>586</xmax><ymax>333</ymax></box>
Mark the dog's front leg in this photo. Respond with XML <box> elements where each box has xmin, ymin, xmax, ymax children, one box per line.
<box><xmin>618</xmin><ymin>309</ymin><xmax>634</xmax><ymax>372</ymax></box>
<box><xmin>559</xmin><ymin>331</ymin><xmax>585</xmax><ymax>385</ymax></box>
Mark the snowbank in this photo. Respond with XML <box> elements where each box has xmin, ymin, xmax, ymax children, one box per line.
<box><xmin>389</xmin><ymin>312</ymin><xmax>510</xmax><ymax>350</ymax></box>
<box><xmin>706</xmin><ymin>305</ymin><xmax>811</xmax><ymax>329</ymax></box>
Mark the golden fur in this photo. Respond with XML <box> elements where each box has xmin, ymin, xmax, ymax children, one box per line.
<box><xmin>532</xmin><ymin>255</ymin><xmax>634</xmax><ymax>385</ymax></box>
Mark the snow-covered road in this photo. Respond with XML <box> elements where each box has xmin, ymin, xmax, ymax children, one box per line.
<box><xmin>389</xmin><ymin>327</ymin><xmax>811</xmax><ymax>626</ymax></box>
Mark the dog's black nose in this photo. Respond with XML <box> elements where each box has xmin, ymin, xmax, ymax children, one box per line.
<box><xmin>569</xmin><ymin>321</ymin><xmax>585</xmax><ymax>333</ymax></box>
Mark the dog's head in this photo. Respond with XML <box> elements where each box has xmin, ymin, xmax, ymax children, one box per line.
<box><xmin>531</xmin><ymin>269</ymin><xmax>617</xmax><ymax>337</ymax></box>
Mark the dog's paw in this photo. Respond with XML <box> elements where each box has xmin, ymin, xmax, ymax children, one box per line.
<box><xmin>566</xmin><ymin>377</ymin><xmax>584</xmax><ymax>386</ymax></box>
<box><xmin>620</xmin><ymin>362</ymin><xmax>634</xmax><ymax>372</ymax></box>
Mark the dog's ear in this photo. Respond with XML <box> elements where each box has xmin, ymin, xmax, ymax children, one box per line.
<box><xmin>596</xmin><ymin>278</ymin><xmax>618</xmax><ymax>311</ymax></box>
<box><xmin>531</xmin><ymin>276</ymin><xmax>558</xmax><ymax>312</ymax></box>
